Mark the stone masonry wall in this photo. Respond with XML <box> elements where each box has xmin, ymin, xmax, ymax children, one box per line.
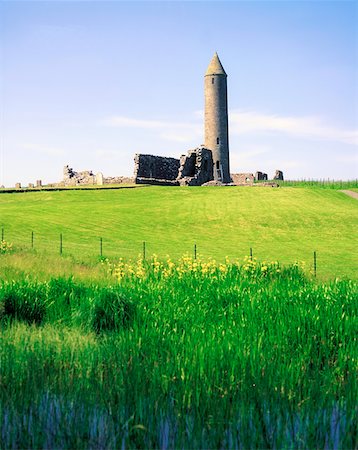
<box><xmin>231</xmin><ymin>173</ymin><xmax>255</xmax><ymax>185</ymax></box>
<box><xmin>61</xmin><ymin>166</ymin><xmax>134</xmax><ymax>186</ymax></box>
<box><xmin>177</xmin><ymin>147</ymin><xmax>214</xmax><ymax>186</ymax></box>
<box><xmin>134</xmin><ymin>154</ymin><xmax>180</xmax><ymax>185</ymax></box>
<box><xmin>255</xmin><ymin>171</ymin><xmax>268</xmax><ymax>181</ymax></box>
<box><xmin>273</xmin><ymin>170</ymin><xmax>284</xmax><ymax>180</ymax></box>
<box><xmin>63</xmin><ymin>165</ymin><xmax>95</xmax><ymax>186</ymax></box>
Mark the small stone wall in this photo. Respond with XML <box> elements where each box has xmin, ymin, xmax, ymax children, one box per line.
<box><xmin>255</xmin><ymin>171</ymin><xmax>268</xmax><ymax>181</ymax></box>
<box><xmin>177</xmin><ymin>147</ymin><xmax>213</xmax><ymax>186</ymax></box>
<box><xmin>231</xmin><ymin>173</ymin><xmax>255</xmax><ymax>185</ymax></box>
<box><xmin>61</xmin><ymin>166</ymin><xmax>134</xmax><ymax>186</ymax></box>
<box><xmin>103</xmin><ymin>176</ymin><xmax>134</xmax><ymax>185</ymax></box>
<box><xmin>63</xmin><ymin>165</ymin><xmax>95</xmax><ymax>186</ymax></box>
<box><xmin>134</xmin><ymin>154</ymin><xmax>180</xmax><ymax>185</ymax></box>
<box><xmin>273</xmin><ymin>170</ymin><xmax>284</xmax><ymax>181</ymax></box>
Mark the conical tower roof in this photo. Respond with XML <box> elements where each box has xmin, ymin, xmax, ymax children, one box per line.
<box><xmin>205</xmin><ymin>52</ymin><xmax>227</xmax><ymax>76</ymax></box>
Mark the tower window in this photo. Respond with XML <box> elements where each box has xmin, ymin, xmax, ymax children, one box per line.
<box><xmin>216</xmin><ymin>161</ymin><xmax>220</xmax><ymax>169</ymax></box>
<box><xmin>216</xmin><ymin>137</ymin><xmax>220</xmax><ymax>144</ymax></box>
<box><xmin>212</xmin><ymin>78</ymin><xmax>214</xmax><ymax>84</ymax></box>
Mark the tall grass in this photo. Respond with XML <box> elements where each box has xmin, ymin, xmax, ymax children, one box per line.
<box><xmin>1</xmin><ymin>256</ymin><xmax>357</xmax><ymax>448</ymax></box>
<box><xmin>272</xmin><ymin>179</ymin><xmax>358</xmax><ymax>189</ymax></box>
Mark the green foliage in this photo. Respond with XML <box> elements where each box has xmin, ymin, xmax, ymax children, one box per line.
<box><xmin>91</xmin><ymin>287</ymin><xmax>136</xmax><ymax>333</ymax></box>
<box><xmin>0</xmin><ymin>278</ymin><xmax>136</xmax><ymax>332</ymax></box>
<box><xmin>1</xmin><ymin>281</ymin><xmax>47</xmax><ymax>325</ymax></box>
<box><xmin>1</xmin><ymin>264</ymin><xmax>357</xmax><ymax>448</ymax></box>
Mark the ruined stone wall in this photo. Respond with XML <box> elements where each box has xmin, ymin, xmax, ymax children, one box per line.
<box><xmin>134</xmin><ymin>154</ymin><xmax>180</xmax><ymax>185</ymax></box>
<box><xmin>231</xmin><ymin>173</ymin><xmax>255</xmax><ymax>185</ymax></box>
<box><xmin>273</xmin><ymin>170</ymin><xmax>284</xmax><ymax>181</ymax></box>
<box><xmin>61</xmin><ymin>166</ymin><xmax>134</xmax><ymax>186</ymax></box>
<box><xmin>177</xmin><ymin>147</ymin><xmax>214</xmax><ymax>186</ymax></box>
<box><xmin>63</xmin><ymin>165</ymin><xmax>95</xmax><ymax>186</ymax></box>
<box><xmin>255</xmin><ymin>171</ymin><xmax>268</xmax><ymax>181</ymax></box>
<box><xmin>103</xmin><ymin>176</ymin><xmax>134</xmax><ymax>185</ymax></box>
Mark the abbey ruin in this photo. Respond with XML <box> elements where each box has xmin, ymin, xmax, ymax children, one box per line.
<box><xmin>133</xmin><ymin>52</ymin><xmax>283</xmax><ymax>186</ymax></box>
<box><xmin>8</xmin><ymin>53</ymin><xmax>283</xmax><ymax>190</ymax></box>
<box><xmin>56</xmin><ymin>53</ymin><xmax>283</xmax><ymax>189</ymax></box>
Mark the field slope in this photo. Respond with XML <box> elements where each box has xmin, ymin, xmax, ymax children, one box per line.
<box><xmin>0</xmin><ymin>185</ymin><xmax>357</xmax><ymax>278</ymax></box>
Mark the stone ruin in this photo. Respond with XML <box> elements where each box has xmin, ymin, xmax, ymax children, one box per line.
<box><xmin>134</xmin><ymin>154</ymin><xmax>180</xmax><ymax>186</ymax></box>
<box><xmin>134</xmin><ymin>146</ymin><xmax>215</xmax><ymax>186</ymax></box>
<box><xmin>6</xmin><ymin>164</ymin><xmax>283</xmax><ymax>190</ymax></box>
<box><xmin>230</xmin><ymin>170</ymin><xmax>283</xmax><ymax>185</ymax></box>
<box><xmin>231</xmin><ymin>173</ymin><xmax>255</xmax><ymax>185</ymax></box>
<box><xmin>55</xmin><ymin>163</ymin><xmax>283</xmax><ymax>188</ymax></box>
<box><xmin>63</xmin><ymin>165</ymin><xmax>96</xmax><ymax>186</ymax></box>
<box><xmin>177</xmin><ymin>147</ymin><xmax>213</xmax><ymax>186</ymax></box>
<box><xmin>255</xmin><ymin>171</ymin><xmax>268</xmax><ymax>181</ymax></box>
<box><xmin>5</xmin><ymin>180</ymin><xmax>42</xmax><ymax>190</ymax></box>
<box><xmin>134</xmin><ymin>148</ymin><xmax>284</xmax><ymax>187</ymax></box>
<box><xmin>59</xmin><ymin>165</ymin><xmax>133</xmax><ymax>187</ymax></box>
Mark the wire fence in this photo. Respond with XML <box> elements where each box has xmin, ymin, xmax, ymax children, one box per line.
<box><xmin>1</xmin><ymin>226</ymin><xmax>319</xmax><ymax>276</ymax></box>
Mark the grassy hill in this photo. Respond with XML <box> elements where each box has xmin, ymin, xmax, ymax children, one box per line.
<box><xmin>0</xmin><ymin>185</ymin><xmax>357</xmax><ymax>279</ymax></box>
<box><xmin>1</xmin><ymin>185</ymin><xmax>357</xmax><ymax>448</ymax></box>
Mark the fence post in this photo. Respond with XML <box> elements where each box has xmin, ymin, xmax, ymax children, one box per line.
<box><xmin>143</xmin><ymin>241</ymin><xmax>146</xmax><ymax>260</ymax></box>
<box><xmin>194</xmin><ymin>243</ymin><xmax>197</xmax><ymax>260</ymax></box>
<box><xmin>31</xmin><ymin>231</ymin><xmax>34</xmax><ymax>249</ymax></box>
<box><xmin>100</xmin><ymin>237</ymin><xmax>103</xmax><ymax>257</ymax></box>
<box><xmin>60</xmin><ymin>233</ymin><xmax>63</xmax><ymax>255</ymax></box>
<box><xmin>250</xmin><ymin>247</ymin><xmax>253</xmax><ymax>260</ymax></box>
<box><xmin>313</xmin><ymin>251</ymin><xmax>317</xmax><ymax>277</ymax></box>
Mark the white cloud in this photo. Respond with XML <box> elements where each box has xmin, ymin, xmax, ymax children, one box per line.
<box><xmin>229</xmin><ymin>110</ymin><xmax>358</xmax><ymax>145</ymax></box>
<box><xmin>101</xmin><ymin>115</ymin><xmax>201</xmax><ymax>133</ymax></box>
<box><xmin>100</xmin><ymin>110</ymin><xmax>358</xmax><ymax>147</ymax></box>
<box><xmin>100</xmin><ymin>115</ymin><xmax>202</xmax><ymax>143</ymax></box>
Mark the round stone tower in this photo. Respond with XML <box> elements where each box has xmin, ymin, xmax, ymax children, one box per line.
<box><xmin>204</xmin><ymin>52</ymin><xmax>230</xmax><ymax>183</ymax></box>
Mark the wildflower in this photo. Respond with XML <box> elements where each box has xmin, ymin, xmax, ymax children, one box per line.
<box><xmin>0</xmin><ymin>240</ymin><xmax>13</xmax><ymax>254</ymax></box>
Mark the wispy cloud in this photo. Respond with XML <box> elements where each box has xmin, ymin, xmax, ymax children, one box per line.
<box><xmin>229</xmin><ymin>110</ymin><xmax>358</xmax><ymax>145</ymax></box>
<box><xmin>100</xmin><ymin>116</ymin><xmax>201</xmax><ymax>142</ymax></box>
<box><xmin>100</xmin><ymin>111</ymin><xmax>358</xmax><ymax>146</ymax></box>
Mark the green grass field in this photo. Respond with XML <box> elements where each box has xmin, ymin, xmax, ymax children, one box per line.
<box><xmin>1</xmin><ymin>261</ymin><xmax>357</xmax><ymax>448</ymax></box>
<box><xmin>0</xmin><ymin>185</ymin><xmax>357</xmax><ymax>279</ymax></box>
<box><xmin>1</xmin><ymin>185</ymin><xmax>357</xmax><ymax>448</ymax></box>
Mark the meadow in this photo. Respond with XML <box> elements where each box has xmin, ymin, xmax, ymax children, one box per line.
<box><xmin>0</xmin><ymin>185</ymin><xmax>357</xmax><ymax>448</ymax></box>
<box><xmin>0</xmin><ymin>185</ymin><xmax>357</xmax><ymax>279</ymax></box>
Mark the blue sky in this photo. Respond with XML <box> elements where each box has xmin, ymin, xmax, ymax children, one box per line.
<box><xmin>1</xmin><ymin>0</ymin><xmax>357</xmax><ymax>186</ymax></box>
